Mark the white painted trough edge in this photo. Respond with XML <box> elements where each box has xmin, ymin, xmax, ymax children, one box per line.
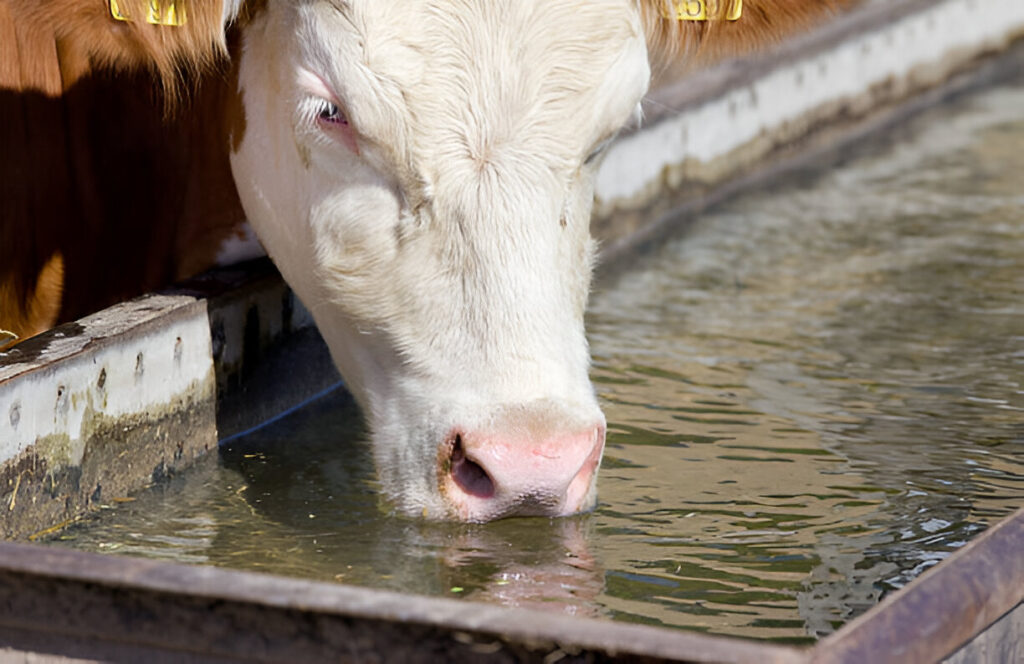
<box><xmin>0</xmin><ymin>295</ymin><xmax>214</xmax><ymax>466</ymax></box>
<box><xmin>595</xmin><ymin>0</ymin><xmax>1024</xmax><ymax>214</ymax></box>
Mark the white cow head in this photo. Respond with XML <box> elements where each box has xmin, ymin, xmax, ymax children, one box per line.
<box><xmin>226</xmin><ymin>0</ymin><xmax>724</xmax><ymax>521</ymax></box>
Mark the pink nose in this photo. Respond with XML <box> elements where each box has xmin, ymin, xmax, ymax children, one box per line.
<box><xmin>439</xmin><ymin>423</ymin><xmax>606</xmax><ymax>522</ymax></box>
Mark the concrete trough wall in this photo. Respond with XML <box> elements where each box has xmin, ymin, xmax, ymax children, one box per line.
<box><xmin>0</xmin><ymin>260</ymin><xmax>337</xmax><ymax>541</ymax></box>
<box><xmin>595</xmin><ymin>0</ymin><xmax>1024</xmax><ymax>264</ymax></box>
<box><xmin>2</xmin><ymin>0</ymin><xmax>1023</xmax><ymax>660</ymax></box>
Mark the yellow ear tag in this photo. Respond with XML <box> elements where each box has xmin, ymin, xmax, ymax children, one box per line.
<box><xmin>661</xmin><ymin>0</ymin><xmax>742</xmax><ymax>21</ymax></box>
<box><xmin>110</xmin><ymin>0</ymin><xmax>186</xmax><ymax>27</ymax></box>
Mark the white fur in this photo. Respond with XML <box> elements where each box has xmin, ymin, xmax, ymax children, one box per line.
<box><xmin>222</xmin><ymin>0</ymin><xmax>245</xmax><ymax>28</ymax></box>
<box><xmin>230</xmin><ymin>0</ymin><xmax>651</xmax><ymax>518</ymax></box>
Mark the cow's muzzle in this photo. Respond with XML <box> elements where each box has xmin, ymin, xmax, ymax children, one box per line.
<box><xmin>439</xmin><ymin>419</ymin><xmax>606</xmax><ymax>522</ymax></box>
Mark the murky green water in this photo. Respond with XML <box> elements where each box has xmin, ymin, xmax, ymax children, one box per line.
<box><xmin>50</xmin><ymin>79</ymin><xmax>1024</xmax><ymax>642</ymax></box>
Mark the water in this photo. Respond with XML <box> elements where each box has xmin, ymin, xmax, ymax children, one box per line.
<box><xmin>49</xmin><ymin>79</ymin><xmax>1024</xmax><ymax>643</ymax></box>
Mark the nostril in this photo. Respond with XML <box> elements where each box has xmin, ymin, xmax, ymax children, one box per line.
<box><xmin>450</xmin><ymin>434</ymin><xmax>495</xmax><ymax>498</ymax></box>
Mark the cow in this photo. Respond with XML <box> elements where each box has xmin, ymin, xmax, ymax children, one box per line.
<box><xmin>1</xmin><ymin>0</ymin><xmax>842</xmax><ymax>521</ymax></box>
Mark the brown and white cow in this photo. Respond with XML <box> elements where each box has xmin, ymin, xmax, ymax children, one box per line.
<box><xmin>1</xmin><ymin>0</ymin><xmax>842</xmax><ymax>521</ymax></box>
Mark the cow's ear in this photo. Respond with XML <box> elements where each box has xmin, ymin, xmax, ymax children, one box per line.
<box><xmin>640</xmin><ymin>0</ymin><xmax>854</xmax><ymax>69</ymax></box>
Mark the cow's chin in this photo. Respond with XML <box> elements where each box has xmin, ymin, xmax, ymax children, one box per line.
<box><xmin>366</xmin><ymin>394</ymin><xmax>607</xmax><ymax>523</ymax></box>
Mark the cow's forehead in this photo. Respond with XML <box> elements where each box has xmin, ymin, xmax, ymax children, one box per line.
<box><xmin>297</xmin><ymin>0</ymin><xmax>649</xmax><ymax>174</ymax></box>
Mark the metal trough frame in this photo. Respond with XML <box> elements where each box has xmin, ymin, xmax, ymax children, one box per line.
<box><xmin>2</xmin><ymin>0</ymin><xmax>1023</xmax><ymax>661</ymax></box>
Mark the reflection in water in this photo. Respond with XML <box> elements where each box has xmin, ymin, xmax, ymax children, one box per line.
<box><xmin>51</xmin><ymin>79</ymin><xmax>1024</xmax><ymax>641</ymax></box>
<box><xmin>62</xmin><ymin>392</ymin><xmax>605</xmax><ymax>618</ymax></box>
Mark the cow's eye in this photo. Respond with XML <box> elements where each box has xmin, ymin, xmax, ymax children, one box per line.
<box><xmin>318</xmin><ymin>101</ymin><xmax>348</xmax><ymax>126</ymax></box>
<box><xmin>311</xmin><ymin>98</ymin><xmax>359</xmax><ymax>154</ymax></box>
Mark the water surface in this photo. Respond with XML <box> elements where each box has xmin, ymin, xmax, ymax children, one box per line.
<box><xmin>51</xmin><ymin>79</ymin><xmax>1024</xmax><ymax>642</ymax></box>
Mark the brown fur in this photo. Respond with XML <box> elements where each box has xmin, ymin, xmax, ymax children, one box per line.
<box><xmin>6</xmin><ymin>0</ymin><xmax>228</xmax><ymax>96</ymax></box>
<box><xmin>0</xmin><ymin>253</ymin><xmax>63</xmax><ymax>351</ymax></box>
<box><xmin>0</xmin><ymin>0</ymin><xmax>245</xmax><ymax>344</ymax></box>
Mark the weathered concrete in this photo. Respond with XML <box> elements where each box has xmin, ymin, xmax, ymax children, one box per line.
<box><xmin>0</xmin><ymin>295</ymin><xmax>216</xmax><ymax>540</ymax></box>
<box><xmin>171</xmin><ymin>259</ymin><xmax>339</xmax><ymax>441</ymax></box>
<box><xmin>0</xmin><ymin>260</ymin><xmax>340</xmax><ymax>541</ymax></box>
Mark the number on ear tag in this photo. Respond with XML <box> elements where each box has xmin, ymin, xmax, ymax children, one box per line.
<box><xmin>109</xmin><ymin>0</ymin><xmax>186</xmax><ymax>27</ymax></box>
<box><xmin>661</xmin><ymin>0</ymin><xmax>743</xmax><ymax>21</ymax></box>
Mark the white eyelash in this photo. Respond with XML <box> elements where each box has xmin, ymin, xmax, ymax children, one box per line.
<box><xmin>297</xmin><ymin>96</ymin><xmax>333</xmax><ymax>127</ymax></box>
<box><xmin>296</xmin><ymin>98</ymin><xmax>316</xmax><ymax>126</ymax></box>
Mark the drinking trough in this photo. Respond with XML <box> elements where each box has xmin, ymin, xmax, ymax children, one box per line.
<box><xmin>2</xmin><ymin>1</ymin><xmax>1022</xmax><ymax>661</ymax></box>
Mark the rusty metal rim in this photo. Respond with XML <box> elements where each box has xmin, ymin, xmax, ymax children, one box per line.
<box><xmin>0</xmin><ymin>508</ymin><xmax>1020</xmax><ymax>662</ymax></box>
<box><xmin>0</xmin><ymin>539</ymin><xmax>803</xmax><ymax>664</ymax></box>
<box><xmin>810</xmin><ymin>508</ymin><xmax>1024</xmax><ymax>664</ymax></box>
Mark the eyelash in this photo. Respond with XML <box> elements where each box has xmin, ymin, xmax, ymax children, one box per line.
<box><xmin>307</xmin><ymin>97</ymin><xmax>360</xmax><ymax>154</ymax></box>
